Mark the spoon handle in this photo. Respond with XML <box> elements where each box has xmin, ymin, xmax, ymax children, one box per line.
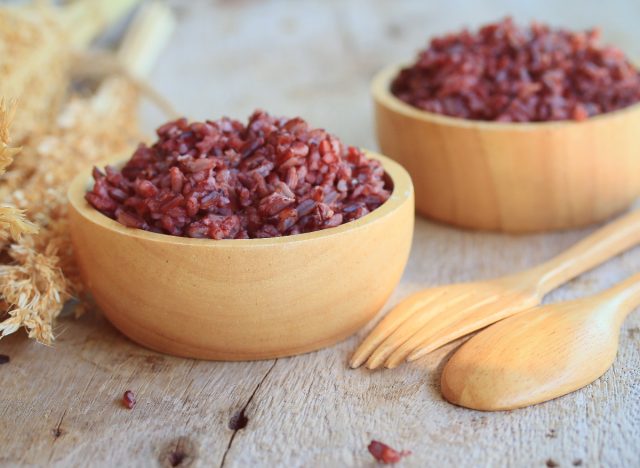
<box><xmin>598</xmin><ymin>272</ymin><xmax>640</xmax><ymax>322</ymax></box>
<box><xmin>523</xmin><ymin>210</ymin><xmax>640</xmax><ymax>296</ymax></box>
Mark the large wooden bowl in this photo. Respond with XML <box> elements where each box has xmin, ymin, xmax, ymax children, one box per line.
<box><xmin>68</xmin><ymin>152</ymin><xmax>414</xmax><ymax>360</ymax></box>
<box><xmin>373</xmin><ymin>64</ymin><xmax>640</xmax><ymax>232</ymax></box>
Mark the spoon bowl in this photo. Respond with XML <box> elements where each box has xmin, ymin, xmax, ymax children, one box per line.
<box><xmin>441</xmin><ymin>273</ymin><xmax>640</xmax><ymax>411</ymax></box>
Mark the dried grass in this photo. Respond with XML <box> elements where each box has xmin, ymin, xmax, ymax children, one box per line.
<box><xmin>0</xmin><ymin>4</ymin><xmax>69</xmax><ymax>144</ymax></box>
<box><xmin>0</xmin><ymin>0</ymin><xmax>168</xmax><ymax>343</ymax></box>
<box><xmin>0</xmin><ymin>79</ymin><xmax>141</xmax><ymax>343</ymax></box>
<box><xmin>0</xmin><ymin>102</ymin><xmax>37</xmax><ymax>243</ymax></box>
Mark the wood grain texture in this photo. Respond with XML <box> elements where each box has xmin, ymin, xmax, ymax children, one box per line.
<box><xmin>1</xmin><ymin>219</ymin><xmax>639</xmax><ymax>467</ymax></box>
<box><xmin>0</xmin><ymin>313</ymin><xmax>274</xmax><ymax>466</ymax></box>
<box><xmin>2</xmin><ymin>0</ymin><xmax>640</xmax><ymax>466</ymax></box>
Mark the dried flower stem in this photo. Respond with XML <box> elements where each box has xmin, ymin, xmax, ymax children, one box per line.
<box><xmin>0</xmin><ymin>0</ymin><xmax>141</xmax><ymax>144</ymax></box>
<box><xmin>0</xmin><ymin>80</ymin><xmax>141</xmax><ymax>343</ymax></box>
<box><xmin>0</xmin><ymin>101</ymin><xmax>37</xmax><ymax>241</ymax></box>
<box><xmin>0</xmin><ymin>0</ymin><xmax>172</xmax><ymax>344</ymax></box>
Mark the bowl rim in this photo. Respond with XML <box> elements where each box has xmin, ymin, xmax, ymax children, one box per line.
<box><xmin>372</xmin><ymin>63</ymin><xmax>640</xmax><ymax>131</ymax></box>
<box><xmin>68</xmin><ymin>150</ymin><xmax>413</xmax><ymax>247</ymax></box>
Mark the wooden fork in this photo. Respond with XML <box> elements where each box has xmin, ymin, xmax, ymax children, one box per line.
<box><xmin>350</xmin><ymin>209</ymin><xmax>640</xmax><ymax>370</ymax></box>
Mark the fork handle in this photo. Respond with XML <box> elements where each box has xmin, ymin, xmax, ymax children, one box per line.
<box><xmin>526</xmin><ymin>209</ymin><xmax>640</xmax><ymax>296</ymax></box>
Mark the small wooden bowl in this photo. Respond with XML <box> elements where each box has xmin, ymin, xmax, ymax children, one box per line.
<box><xmin>67</xmin><ymin>151</ymin><xmax>414</xmax><ymax>360</ymax></box>
<box><xmin>373</xmin><ymin>64</ymin><xmax>640</xmax><ymax>232</ymax></box>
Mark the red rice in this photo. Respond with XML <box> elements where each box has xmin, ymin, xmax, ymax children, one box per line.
<box><xmin>86</xmin><ymin>111</ymin><xmax>390</xmax><ymax>239</ymax></box>
<box><xmin>391</xmin><ymin>17</ymin><xmax>640</xmax><ymax>122</ymax></box>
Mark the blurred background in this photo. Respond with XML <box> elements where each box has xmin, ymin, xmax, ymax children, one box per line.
<box><xmin>140</xmin><ymin>0</ymin><xmax>640</xmax><ymax>146</ymax></box>
<box><xmin>4</xmin><ymin>0</ymin><xmax>638</xmax><ymax>143</ymax></box>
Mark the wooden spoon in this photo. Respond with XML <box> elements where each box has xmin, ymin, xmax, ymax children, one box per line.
<box><xmin>441</xmin><ymin>273</ymin><xmax>640</xmax><ymax>411</ymax></box>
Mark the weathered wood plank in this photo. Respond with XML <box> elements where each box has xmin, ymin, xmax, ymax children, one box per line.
<box><xmin>223</xmin><ymin>219</ymin><xmax>640</xmax><ymax>467</ymax></box>
<box><xmin>0</xmin><ymin>313</ymin><xmax>274</xmax><ymax>466</ymax></box>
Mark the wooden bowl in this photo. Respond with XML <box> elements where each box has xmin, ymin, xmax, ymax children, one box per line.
<box><xmin>67</xmin><ymin>151</ymin><xmax>414</xmax><ymax>360</ymax></box>
<box><xmin>373</xmin><ymin>64</ymin><xmax>640</xmax><ymax>232</ymax></box>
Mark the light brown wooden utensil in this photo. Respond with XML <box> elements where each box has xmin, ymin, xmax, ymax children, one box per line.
<box><xmin>441</xmin><ymin>272</ymin><xmax>640</xmax><ymax>411</ymax></box>
<box><xmin>350</xmin><ymin>209</ymin><xmax>640</xmax><ymax>370</ymax></box>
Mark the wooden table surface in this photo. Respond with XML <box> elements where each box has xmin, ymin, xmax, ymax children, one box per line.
<box><xmin>2</xmin><ymin>1</ymin><xmax>640</xmax><ymax>466</ymax></box>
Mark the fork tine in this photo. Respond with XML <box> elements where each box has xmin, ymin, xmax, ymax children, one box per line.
<box><xmin>405</xmin><ymin>329</ymin><xmax>469</xmax><ymax>363</ymax></box>
<box><xmin>349</xmin><ymin>289</ymin><xmax>443</xmax><ymax>368</ymax></box>
<box><xmin>383</xmin><ymin>295</ymin><xmax>500</xmax><ymax>368</ymax></box>
<box><xmin>363</xmin><ymin>293</ymin><xmax>472</xmax><ymax>370</ymax></box>
<box><xmin>406</xmin><ymin>297</ymin><xmax>535</xmax><ymax>363</ymax></box>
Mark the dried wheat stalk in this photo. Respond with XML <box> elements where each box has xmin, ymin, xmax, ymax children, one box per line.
<box><xmin>0</xmin><ymin>102</ymin><xmax>37</xmax><ymax>243</ymax></box>
<box><xmin>0</xmin><ymin>5</ymin><xmax>68</xmax><ymax>145</ymax></box>
<box><xmin>0</xmin><ymin>101</ymin><xmax>50</xmax><ymax>341</ymax></box>
<box><xmin>0</xmin><ymin>1</ymin><xmax>174</xmax><ymax>343</ymax></box>
<box><xmin>0</xmin><ymin>102</ymin><xmax>37</xmax><ymax>244</ymax></box>
<box><xmin>0</xmin><ymin>0</ymin><xmax>140</xmax><ymax>145</ymax></box>
<box><xmin>0</xmin><ymin>78</ymin><xmax>141</xmax><ymax>343</ymax></box>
